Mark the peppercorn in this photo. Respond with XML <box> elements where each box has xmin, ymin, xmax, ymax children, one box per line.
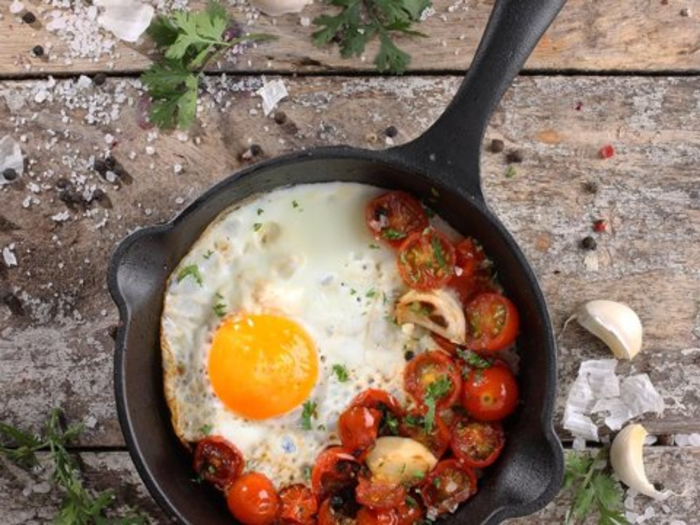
<box><xmin>32</xmin><ymin>45</ymin><xmax>44</xmax><ymax>57</ymax></box>
<box><xmin>2</xmin><ymin>168</ymin><xmax>18</xmax><ymax>181</ymax></box>
<box><xmin>55</xmin><ymin>178</ymin><xmax>72</xmax><ymax>191</ymax></box>
<box><xmin>506</xmin><ymin>149</ymin><xmax>524</xmax><ymax>163</ymax></box>
<box><xmin>384</xmin><ymin>125</ymin><xmax>398</xmax><ymax>138</ymax></box>
<box><xmin>273</xmin><ymin>111</ymin><xmax>287</xmax><ymax>125</ymax></box>
<box><xmin>404</xmin><ymin>350</ymin><xmax>415</xmax><ymax>361</ymax></box>
<box><xmin>582</xmin><ymin>181</ymin><xmax>598</xmax><ymax>194</ymax></box>
<box><xmin>22</xmin><ymin>12</ymin><xmax>36</xmax><ymax>24</ymax></box>
<box><xmin>104</xmin><ymin>156</ymin><xmax>116</xmax><ymax>170</ymax></box>
<box><xmin>580</xmin><ymin>236</ymin><xmax>597</xmax><ymax>251</ymax></box>
<box><xmin>93</xmin><ymin>159</ymin><xmax>108</xmax><ymax>174</ymax></box>
<box><xmin>250</xmin><ymin>144</ymin><xmax>262</xmax><ymax>156</ymax></box>
<box><xmin>489</xmin><ymin>139</ymin><xmax>505</xmax><ymax>153</ymax></box>
<box><xmin>93</xmin><ymin>73</ymin><xmax>107</xmax><ymax>86</ymax></box>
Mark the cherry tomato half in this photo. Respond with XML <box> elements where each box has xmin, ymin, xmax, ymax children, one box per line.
<box><xmin>279</xmin><ymin>484</ymin><xmax>317</xmax><ymax>525</ymax></box>
<box><xmin>356</xmin><ymin>475</ymin><xmax>407</xmax><ymax>510</ymax></box>
<box><xmin>419</xmin><ymin>459</ymin><xmax>477</xmax><ymax>515</ymax></box>
<box><xmin>461</xmin><ymin>361</ymin><xmax>519</xmax><ymax>421</ymax></box>
<box><xmin>339</xmin><ymin>406</ymin><xmax>382</xmax><ymax>458</ymax></box>
<box><xmin>397</xmin><ymin>498</ymin><xmax>425</xmax><ymax>525</ymax></box>
<box><xmin>448</xmin><ymin>238</ymin><xmax>490</xmax><ymax>303</ymax></box>
<box><xmin>226</xmin><ymin>472</ymin><xmax>279</xmax><ymax>525</ymax></box>
<box><xmin>404</xmin><ymin>351</ymin><xmax>462</xmax><ymax>411</ymax></box>
<box><xmin>356</xmin><ymin>507</ymin><xmax>399</xmax><ymax>525</ymax></box>
<box><xmin>365</xmin><ymin>191</ymin><xmax>429</xmax><ymax>248</ymax></box>
<box><xmin>399</xmin><ymin>410</ymin><xmax>451</xmax><ymax>459</ymax></box>
<box><xmin>350</xmin><ymin>389</ymin><xmax>404</xmax><ymax>436</ymax></box>
<box><xmin>397</xmin><ymin>229</ymin><xmax>456</xmax><ymax>291</ymax></box>
<box><xmin>312</xmin><ymin>447</ymin><xmax>360</xmax><ymax>502</ymax></box>
<box><xmin>464</xmin><ymin>293</ymin><xmax>519</xmax><ymax>352</ymax></box>
<box><xmin>318</xmin><ymin>499</ymin><xmax>340</xmax><ymax>525</ymax></box>
<box><xmin>193</xmin><ymin>436</ymin><xmax>244</xmax><ymax>490</ymax></box>
<box><xmin>450</xmin><ymin>418</ymin><xmax>505</xmax><ymax>468</ymax></box>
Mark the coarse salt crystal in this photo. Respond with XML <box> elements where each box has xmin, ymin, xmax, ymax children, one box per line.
<box><xmin>145</xmin><ymin>146</ymin><xmax>155</xmax><ymax>155</ymax></box>
<box><xmin>173</xmin><ymin>164</ymin><xmax>183</xmax><ymax>174</ymax></box>
<box><xmin>2</xmin><ymin>245</ymin><xmax>18</xmax><ymax>267</ymax></box>
<box><xmin>256</xmin><ymin>78</ymin><xmax>288</xmax><ymax>116</ymax></box>
<box><xmin>94</xmin><ymin>0</ymin><xmax>154</xmax><ymax>43</ymax></box>
<box><xmin>9</xmin><ymin>1</ymin><xmax>24</xmax><ymax>15</ymax></box>
<box><xmin>51</xmin><ymin>211</ymin><xmax>71</xmax><ymax>222</ymax></box>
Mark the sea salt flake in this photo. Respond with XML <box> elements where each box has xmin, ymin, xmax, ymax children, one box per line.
<box><xmin>9</xmin><ymin>1</ymin><xmax>24</xmax><ymax>15</ymax></box>
<box><xmin>94</xmin><ymin>0</ymin><xmax>154</xmax><ymax>43</ymax></box>
<box><xmin>2</xmin><ymin>245</ymin><xmax>18</xmax><ymax>267</ymax></box>
<box><xmin>256</xmin><ymin>78</ymin><xmax>288</xmax><ymax>116</ymax></box>
<box><xmin>51</xmin><ymin>211</ymin><xmax>71</xmax><ymax>223</ymax></box>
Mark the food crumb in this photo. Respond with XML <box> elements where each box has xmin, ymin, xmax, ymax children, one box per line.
<box><xmin>505</xmin><ymin>149</ymin><xmax>524</xmax><ymax>163</ymax></box>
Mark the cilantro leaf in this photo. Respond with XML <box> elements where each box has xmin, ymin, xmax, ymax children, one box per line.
<box><xmin>423</xmin><ymin>376</ymin><xmax>452</xmax><ymax>433</ymax></box>
<box><xmin>0</xmin><ymin>421</ymin><xmax>44</xmax><ymax>468</ymax></box>
<box><xmin>301</xmin><ymin>401</ymin><xmax>318</xmax><ymax>430</ymax></box>
<box><xmin>332</xmin><ymin>364</ymin><xmax>350</xmax><ymax>382</ymax></box>
<box><xmin>177</xmin><ymin>264</ymin><xmax>203</xmax><ymax>286</ymax></box>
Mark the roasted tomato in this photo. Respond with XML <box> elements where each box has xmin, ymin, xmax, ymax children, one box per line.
<box><xmin>279</xmin><ymin>484</ymin><xmax>317</xmax><ymax>524</ymax></box>
<box><xmin>365</xmin><ymin>191</ymin><xmax>429</xmax><ymax>248</ymax></box>
<box><xmin>448</xmin><ymin>238</ymin><xmax>490</xmax><ymax>303</ymax></box>
<box><xmin>397</xmin><ymin>229</ymin><xmax>456</xmax><ymax>291</ymax></box>
<box><xmin>350</xmin><ymin>389</ymin><xmax>404</xmax><ymax>436</ymax></box>
<box><xmin>419</xmin><ymin>459</ymin><xmax>477</xmax><ymax>515</ymax></box>
<box><xmin>463</xmin><ymin>293</ymin><xmax>519</xmax><ymax>352</ymax></box>
<box><xmin>312</xmin><ymin>447</ymin><xmax>360</xmax><ymax>502</ymax></box>
<box><xmin>399</xmin><ymin>411</ymin><xmax>451</xmax><ymax>459</ymax></box>
<box><xmin>356</xmin><ymin>475</ymin><xmax>407</xmax><ymax>510</ymax></box>
<box><xmin>461</xmin><ymin>361</ymin><xmax>519</xmax><ymax>421</ymax></box>
<box><xmin>318</xmin><ymin>499</ymin><xmax>339</xmax><ymax>525</ymax></box>
<box><xmin>356</xmin><ymin>507</ymin><xmax>400</xmax><ymax>525</ymax></box>
<box><xmin>226</xmin><ymin>472</ymin><xmax>279</xmax><ymax>525</ymax></box>
<box><xmin>404</xmin><ymin>351</ymin><xmax>462</xmax><ymax>411</ymax></box>
<box><xmin>193</xmin><ymin>436</ymin><xmax>244</xmax><ymax>490</ymax></box>
<box><xmin>339</xmin><ymin>406</ymin><xmax>382</xmax><ymax>458</ymax></box>
<box><xmin>451</xmin><ymin>418</ymin><xmax>505</xmax><ymax>468</ymax></box>
<box><xmin>397</xmin><ymin>497</ymin><xmax>425</xmax><ymax>525</ymax></box>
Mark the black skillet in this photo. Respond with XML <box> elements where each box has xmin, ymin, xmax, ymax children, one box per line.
<box><xmin>109</xmin><ymin>0</ymin><xmax>566</xmax><ymax>522</ymax></box>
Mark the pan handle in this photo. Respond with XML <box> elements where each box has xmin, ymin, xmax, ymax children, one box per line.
<box><xmin>389</xmin><ymin>0</ymin><xmax>566</xmax><ymax>200</ymax></box>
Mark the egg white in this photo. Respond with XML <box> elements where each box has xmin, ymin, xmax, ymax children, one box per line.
<box><xmin>161</xmin><ymin>183</ymin><xmax>440</xmax><ymax>487</ymax></box>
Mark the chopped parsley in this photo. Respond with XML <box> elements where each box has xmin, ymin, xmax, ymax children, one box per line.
<box><xmin>350</xmin><ymin>288</ymin><xmax>357</xmax><ymax>295</ymax></box>
<box><xmin>403</xmin><ymin>414</ymin><xmax>423</xmax><ymax>427</ymax></box>
<box><xmin>199</xmin><ymin>424</ymin><xmax>212</xmax><ymax>436</ymax></box>
<box><xmin>369</xmin><ymin>243</ymin><xmax>381</xmax><ymax>250</ymax></box>
<box><xmin>382</xmin><ymin>412</ymin><xmax>400</xmax><ymax>435</ymax></box>
<box><xmin>366</xmin><ymin>288</ymin><xmax>377</xmax><ymax>298</ymax></box>
<box><xmin>302</xmin><ymin>465</ymin><xmax>312</xmax><ymax>480</ymax></box>
<box><xmin>505</xmin><ymin>165</ymin><xmax>517</xmax><ymax>179</ymax></box>
<box><xmin>177</xmin><ymin>264</ymin><xmax>203</xmax><ymax>286</ymax></box>
<box><xmin>382</xmin><ymin>228</ymin><xmax>406</xmax><ymax>241</ymax></box>
<box><xmin>301</xmin><ymin>401</ymin><xmax>317</xmax><ymax>430</ymax></box>
<box><xmin>292</xmin><ymin>200</ymin><xmax>302</xmax><ymax>210</ymax></box>
<box><xmin>431</xmin><ymin>235</ymin><xmax>450</xmax><ymax>273</ymax></box>
<box><xmin>257</xmin><ymin>208</ymin><xmax>264</xmax><ymax>215</ymax></box>
<box><xmin>423</xmin><ymin>377</ymin><xmax>452</xmax><ymax>433</ymax></box>
<box><xmin>213</xmin><ymin>301</ymin><xmax>227</xmax><ymax>318</ymax></box>
<box><xmin>332</xmin><ymin>364</ymin><xmax>350</xmax><ymax>383</ymax></box>
<box><xmin>253</xmin><ymin>222</ymin><xmax>263</xmax><ymax>232</ymax></box>
<box><xmin>203</xmin><ymin>249</ymin><xmax>214</xmax><ymax>259</ymax></box>
<box><xmin>405</xmin><ymin>495</ymin><xmax>419</xmax><ymax>508</ymax></box>
<box><xmin>457</xmin><ymin>349</ymin><xmax>492</xmax><ymax>370</ymax></box>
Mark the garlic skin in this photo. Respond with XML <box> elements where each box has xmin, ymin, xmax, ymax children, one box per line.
<box><xmin>251</xmin><ymin>0</ymin><xmax>311</xmax><ymax>16</ymax></box>
<box><xmin>576</xmin><ymin>300</ymin><xmax>642</xmax><ymax>360</ymax></box>
<box><xmin>94</xmin><ymin>0</ymin><xmax>154</xmax><ymax>43</ymax></box>
<box><xmin>610</xmin><ymin>424</ymin><xmax>672</xmax><ymax>500</ymax></box>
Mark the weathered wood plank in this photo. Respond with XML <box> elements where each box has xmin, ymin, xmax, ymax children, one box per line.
<box><xmin>1</xmin><ymin>0</ymin><xmax>699</xmax><ymax>77</ymax></box>
<box><xmin>1</xmin><ymin>75</ymin><xmax>699</xmax><ymax>447</ymax></box>
<box><xmin>1</xmin><ymin>448</ymin><xmax>699</xmax><ymax>523</ymax></box>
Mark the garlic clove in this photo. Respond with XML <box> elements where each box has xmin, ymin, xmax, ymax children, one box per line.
<box><xmin>251</xmin><ymin>0</ymin><xmax>311</xmax><ymax>16</ymax></box>
<box><xmin>365</xmin><ymin>437</ymin><xmax>437</xmax><ymax>486</ymax></box>
<box><xmin>395</xmin><ymin>289</ymin><xmax>466</xmax><ymax>345</ymax></box>
<box><xmin>610</xmin><ymin>423</ymin><xmax>672</xmax><ymax>500</ymax></box>
<box><xmin>576</xmin><ymin>300</ymin><xmax>643</xmax><ymax>360</ymax></box>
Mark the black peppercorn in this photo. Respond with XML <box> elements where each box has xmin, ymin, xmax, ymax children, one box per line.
<box><xmin>384</xmin><ymin>125</ymin><xmax>398</xmax><ymax>138</ymax></box>
<box><xmin>250</xmin><ymin>144</ymin><xmax>262</xmax><ymax>156</ymax></box>
<box><xmin>32</xmin><ymin>45</ymin><xmax>44</xmax><ymax>57</ymax></box>
<box><xmin>22</xmin><ymin>12</ymin><xmax>37</xmax><ymax>24</ymax></box>
<box><xmin>506</xmin><ymin>149</ymin><xmax>524</xmax><ymax>163</ymax></box>
<box><xmin>274</xmin><ymin>111</ymin><xmax>287</xmax><ymax>125</ymax></box>
<box><xmin>489</xmin><ymin>139</ymin><xmax>505</xmax><ymax>153</ymax></box>
<box><xmin>404</xmin><ymin>350</ymin><xmax>415</xmax><ymax>361</ymax></box>
<box><xmin>104</xmin><ymin>156</ymin><xmax>116</xmax><ymax>170</ymax></box>
<box><xmin>583</xmin><ymin>181</ymin><xmax>599</xmax><ymax>194</ymax></box>
<box><xmin>93</xmin><ymin>159</ymin><xmax>107</xmax><ymax>174</ymax></box>
<box><xmin>2</xmin><ymin>168</ymin><xmax>18</xmax><ymax>181</ymax></box>
<box><xmin>93</xmin><ymin>73</ymin><xmax>107</xmax><ymax>86</ymax></box>
<box><xmin>55</xmin><ymin>178</ymin><xmax>72</xmax><ymax>191</ymax></box>
<box><xmin>580</xmin><ymin>236</ymin><xmax>597</xmax><ymax>251</ymax></box>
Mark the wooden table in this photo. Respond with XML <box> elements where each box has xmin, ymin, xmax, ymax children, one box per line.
<box><xmin>1</xmin><ymin>1</ymin><xmax>699</xmax><ymax>523</ymax></box>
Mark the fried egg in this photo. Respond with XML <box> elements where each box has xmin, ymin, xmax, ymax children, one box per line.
<box><xmin>161</xmin><ymin>183</ymin><xmax>440</xmax><ymax>487</ymax></box>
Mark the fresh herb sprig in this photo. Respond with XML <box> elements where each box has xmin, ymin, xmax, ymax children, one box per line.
<box><xmin>301</xmin><ymin>401</ymin><xmax>318</xmax><ymax>430</ymax></box>
<box><xmin>0</xmin><ymin>409</ymin><xmax>145</xmax><ymax>524</ymax></box>
<box><xmin>142</xmin><ymin>1</ymin><xmax>274</xmax><ymax>128</ymax></box>
<box><xmin>312</xmin><ymin>0</ymin><xmax>432</xmax><ymax>74</ymax></box>
<box><xmin>423</xmin><ymin>377</ymin><xmax>451</xmax><ymax>433</ymax></box>
<box><xmin>564</xmin><ymin>449</ymin><xmax>629</xmax><ymax>525</ymax></box>
<box><xmin>332</xmin><ymin>364</ymin><xmax>350</xmax><ymax>382</ymax></box>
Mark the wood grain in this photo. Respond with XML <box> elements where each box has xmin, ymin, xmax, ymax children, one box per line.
<box><xmin>1</xmin><ymin>448</ymin><xmax>699</xmax><ymax>523</ymax></box>
<box><xmin>1</xmin><ymin>0</ymin><xmax>699</xmax><ymax>77</ymax></box>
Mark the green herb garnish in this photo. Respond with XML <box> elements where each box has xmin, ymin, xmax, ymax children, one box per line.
<box><xmin>382</xmin><ymin>412</ymin><xmax>400</xmax><ymax>435</ymax></box>
<box><xmin>369</xmin><ymin>243</ymin><xmax>381</xmax><ymax>250</ymax></box>
<box><xmin>200</xmin><ymin>424</ymin><xmax>213</xmax><ymax>436</ymax></box>
<box><xmin>301</xmin><ymin>401</ymin><xmax>318</xmax><ymax>430</ymax></box>
<box><xmin>213</xmin><ymin>301</ymin><xmax>227</xmax><ymax>318</ymax></box>
<box><xmin>142</xmin><ymin>1</ymin><xmax>274</xmax><ymax>128</ymax></box>
<box><xmin>257</xmin><ymin>208</ymin><xmax>264</xmax><ymax>215</ymax></box>
<box><xmin>177</xmin><ymin>264</ymin><xmax>203</xmax><ymax>286</ymax></box>
<box><xmin>457</xmin><ymin>349</ymin><xmax>492</xmax><ymax>370</ymax></box>
<box><xmin>423</xmin><ymin>377</ymin><xmax>452</xmax><ymax>433</ymax></box>
<box><xmin>382</xmin><ymin>228</ymin><xmax>407</xmax><ymax>241</ymax></box>
<box><xmin>366</xmin><ymin>288</ymin><xmax>377</xmax><ymax>298</ymax></box>
<box><xmin>203</xmin><ymin>249</ymin><xmax>214</xmax><ymax>259</ymax></box>
<box><xmin>431</xmin><ymin>234</ymin><xmax>450</xmax><ymax>273</ymax></box>
<box><xmin>312</xmin><ymin>0</ymin><xmax>431</xmax><ymax>74</ymax></box>
<box><xmin>505</xmin><ymin>165</ymin><xmax>517</xmax><ymax>179</ymax></box>
<box><xmin>564</xmin><ymin>449</ymin><xmax>629</xmax><ymax>525</ymax></box>
<box><xmin>253</xmin><ymin>222</ymin><xmax>263</xmax><ymax>232</ymax></box>
<box><xmin>332</xmin><ymin>364</ymin><xmax>350</xmax><ymax>383</ymax></box>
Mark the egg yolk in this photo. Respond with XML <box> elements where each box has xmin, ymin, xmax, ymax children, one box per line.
<box><xmin>208</xmin><ymin>314</ymin><xmax>318</xmax><ymax>420</ymax></box>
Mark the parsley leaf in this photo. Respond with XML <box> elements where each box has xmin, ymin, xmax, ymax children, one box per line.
<box><xmin>0</xmin><ymin>421</ymin><xmax>43</xmax><ymax>468</ymax></box>
<box><xmin>430</xmin><ymin>233</ymin><xmax>451</xmax><ymax>273</ymax></box>
<box><xmin>313</xmin><ymin>0</ymin><xmax>431</xmax><ymax>73</ymax></box>
<box><xmin>177</xmin><ymin>264</ymin><xmax>203</xmax><ymax>286</ymax></box>
<box><xmin>142</xmin><ymin>1</ymin><xmax>275</xmax><ymax>129</ymax></box>
<box><xmin>564</xmin><ymin>449</ymin><xmax>630</xmax><ymax>525</ymax></box>
<box><xmin>301</xmin><ymin>401</ymin><xmax>318</xmax><ymax>430</ymax></box>
<box><xmin>423</xmin><ymin>377</ymin><xmax>452</xmax><ymax>433</ymax></box>
<box><xmin>382</xmin><ymin>228</ymin><xmax>407</xmax><ymax>241</ymax></box>
<box><xmin>457</xmin><ymin>349</ymin><xmax>492</xmax><ymax>371</ymax></box>
<box><xmin>382</xmin><ymin>412</ymin><xmax>400</xmax><ymax>435</ymax></box>
<box><xmin>199</xmin><ymin>424</ymin><xmax>213</xmax><ymax>436</ymax></box>
<box><xmin>213</xmin><ymin>300</ymin><xmax>227</xmax><ymax>318</ymax></box>
<box><xmin>332</xmin><ymin>364</ymin><xmax>350</xmax><ymax>382</ymax></box>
